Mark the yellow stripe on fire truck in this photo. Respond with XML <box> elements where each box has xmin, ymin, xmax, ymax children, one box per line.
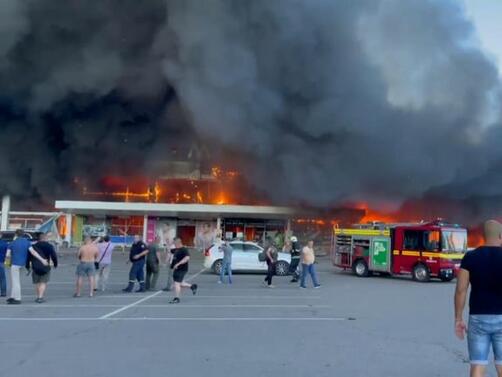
<box><xmin>394</xmin><ymin>250</ymin><xmax>465</xmax><ymax>260</ymax></box>
<box><xmin>334</xmin><ymin>229</ymin><xmax>390</xmax><ymax>236</ymax></box>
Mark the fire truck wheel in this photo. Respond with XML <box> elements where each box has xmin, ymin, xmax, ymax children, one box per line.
<box><xmin>412</xmin><ymin>263</ymin><xmax>430</xmax><ymax>282</ymax></box>
<box><xmin>212</xmin><ymin>260</ymin><xmax>223</xmax><ymax>275</ymax></box>
<box><xmin>353</xmin><ymin>259</ymin><xmax>370</xmax><ymax>277</ymax></box>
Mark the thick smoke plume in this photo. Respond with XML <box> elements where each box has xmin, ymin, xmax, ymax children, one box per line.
<box><xmin>0</xmin><ymin>0</ymin><xmax>501</xmax><ymax>223</ymax></box>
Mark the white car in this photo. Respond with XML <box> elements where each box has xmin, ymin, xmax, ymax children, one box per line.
<box><xmin>203</xmin><ymin>241</ymin><xmax>291</xmax><ymax>276</ymax></box>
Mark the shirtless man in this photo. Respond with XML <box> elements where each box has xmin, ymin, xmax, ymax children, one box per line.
<box><xmin>74</xmin><ymin>236</ymin><xmax>99</xmax><ymax>297</ymax></box>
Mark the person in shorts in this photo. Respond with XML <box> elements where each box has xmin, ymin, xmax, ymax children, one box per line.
<box><xmin>169</xmin><ymin>237</ymin><xmax>197</xmax><ymax>304</ymax></box>
<box><xmin>455</xmin><ymin>220</ymin><xmax>502</xmax><ymax>377</ymax></box>
<box><xmin>74</xmin><ymin>236</ymin><xmax>99</xmax><ymax>297</ymax></box>
<box><xmin>26</xmin><ymin>233</ymin><xmax>58</xmax><ymax>303</ymax></box>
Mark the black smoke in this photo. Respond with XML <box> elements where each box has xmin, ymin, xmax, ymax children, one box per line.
<box><xmin>1</xmin><ymin>0</ymin><xmax>501</xmax><ymax>222</ymax></box>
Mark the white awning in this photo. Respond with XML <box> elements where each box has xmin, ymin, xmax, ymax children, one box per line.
<box><xmin>55</xmin><ymin>200</ymin><xmax>296</xmax><ymax>219</ymax></box>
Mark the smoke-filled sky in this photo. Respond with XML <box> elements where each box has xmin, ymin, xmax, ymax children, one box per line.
<box><xmin>1</xmin><ymin>0</ymin><xmax>501</xmax><ymax>221</ymax></box>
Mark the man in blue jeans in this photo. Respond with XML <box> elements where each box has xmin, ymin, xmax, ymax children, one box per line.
<box><xmin>0</xmin><ymin>235</ymin><xmax>8</xmax><ymax>297</ymax></box>
<box><xmin>218</xmin><ymin>239</ymin><xmax>233</xmax><ymax>284</ymax></box>
<box><xmin>300</xmin><ymin>240</ymin><xmax>320</xmax><ymax>289</ymax></box>
<box><xmin>455</xmin><ymin>220</ymin><xmax>502</xmax><ymax>377</ymax></box>
<box><xmin>123</xmin><ymin>235</ymin><xmax>149</xmax><ymax>293</ymax></box>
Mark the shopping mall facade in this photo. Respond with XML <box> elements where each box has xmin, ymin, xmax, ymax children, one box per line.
<box><xmin>54</xmin><ymin>201</ymin><xmax>297</xmax><ymax>249</ymax></box>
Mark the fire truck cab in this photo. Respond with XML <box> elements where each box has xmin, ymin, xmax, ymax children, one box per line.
<box><xmin>332</xmin><ymin>220</ymin><xmax>467</xmax><ymax>282</ymax></box>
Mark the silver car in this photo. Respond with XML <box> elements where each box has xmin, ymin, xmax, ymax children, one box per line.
<box><xmin>203</xmin><ymin>241</ymin><xmax>291</xmax><ymax>276</ymax></box>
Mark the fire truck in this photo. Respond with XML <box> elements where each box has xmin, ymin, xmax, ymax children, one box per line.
<box><xmin>332</xmin><ymin>220</ymin><xmax>468</xmax><ymax>282</ymax></box>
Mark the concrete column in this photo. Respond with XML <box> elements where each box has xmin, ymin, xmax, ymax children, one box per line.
<box><xmin>216</xmin><ymin>217</ymin><xmax>222</xmax><ymax>244</ymax></box>
<box><xmin>64</xmin><ymin>213</ymin><xmax>73</xmax><ymax>246</ymax></box>
<box><xmin>1</xmin><ymin>195</ymin><xmax>11</xmax><ymax>231</ymax></box>
<box><xmin>142</xmin><ymin>214</ymin><xmax>148</xmax><ymax>241</ymax></box>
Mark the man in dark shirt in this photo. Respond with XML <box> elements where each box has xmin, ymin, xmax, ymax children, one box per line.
<box><xmin>123</xmin><ymin>235</ymin><xmax>149</xmax><ymax>293</ymax></box>
<box><xmin>0</xmin><ymin>235</ymin><xmax>8</xmax><ymax>297</ymax></box>
<box><xmin>26</xmin><ymin>233</ymin><xmax>58</xmax><ymax>303</ymax></box>
<box><xmin>169</xmin><ymin>237</ymin><xmax>197</xmax><ymax>304</ymax></box>
<box><xmin>145</xmin><ymin>236</ymin><xmax>161</xmax><ymax>291</ymax></box>
<box><xmin>455</xmin><ymin>220</ymin><xmax>502</xmax><ymax>377</ymax></box>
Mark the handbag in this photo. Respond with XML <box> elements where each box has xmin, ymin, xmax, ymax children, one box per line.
<box><xmin>95</xmin><ymin>243</ymin><xmax>111</xmax><ymax>270</ymax></box>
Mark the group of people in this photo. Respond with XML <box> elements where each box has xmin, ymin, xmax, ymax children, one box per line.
<box><xmin>0</xmin><ymin>230</ymin><xmax>319</xmax><ymax>304</ymax></box>
<box><xmin>0</xmin><ymin>231</ymin><xmax>198</xmax><ymax>304</ymax></box>
<box><xmin>0</xmin><ymin>230</ymin><xmax>58</xmax><ymax>304</ymax></box>
<box><xmin>218</xmin><ymin>236</ymin><xmax>321</xmax><ymax>289</ymax></box>
<box><xmin>74</xmin><ymin>235</ymin><xmax>198</xmax><ymax>303</ymax></box>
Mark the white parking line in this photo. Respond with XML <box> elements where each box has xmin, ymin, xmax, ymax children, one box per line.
<box><xmin>99</xmin><ymin>291</ymin><xmax>162</xmax><ymax>319</ymax></box>
<box><xmin>0</xmin><ymin>317</ymin><xmax>350</xmax><ymax>322</ymax></box>
<box><xmin>20</xmin><ymin>294</ymin><xmax>321</xmax><ymax>299</ymax></box>
<box><xmin>98</xmin><ymin>268</ymin><xmax>206</xmax><ymax>319</ymax></box>
<box><xmin>0</xmin><ymin>304</ymin><xmax>331</xmax><ymax>308</ymax></box>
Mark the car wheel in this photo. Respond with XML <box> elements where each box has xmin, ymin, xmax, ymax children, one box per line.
<box><xmin>275</xmin><ymin>261</ymin><xmax>290</xmax><ymax>276</ymax></box>
<box><xmin>440</xmin><ymin>276</ymin><xmax>454</xmax><ymax>282</ymax></box>
<box><xmin>412</xmin><ymin>263</ymin><xmax>430</xmax><ymax>282</ymax></box>
<box><xmin>212</xmin><ymin>260</ymin><xmax>223</xmax><ymax>275</ymax></box>
<box><xmin>352</xmin><ymin>259</ymin><xmax>370</xmax><ymax>277</ymax></box>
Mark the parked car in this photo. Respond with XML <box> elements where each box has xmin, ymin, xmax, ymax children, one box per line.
<box><xmin>203</xmin><ymin>241</ymin><xmax>291</xmax><ymax>276</ymax></box>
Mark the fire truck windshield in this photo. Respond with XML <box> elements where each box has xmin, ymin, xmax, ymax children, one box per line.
<box><xmin>441</xmin><ymin>230</ymin><xmax>467</xmax><ymax>253</ymax></box>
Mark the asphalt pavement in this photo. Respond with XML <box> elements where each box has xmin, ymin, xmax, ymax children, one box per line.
<box><xmin>0</xmin><ymin>250</ymin><xmax>486</xmax><ymax>377</ymax></box>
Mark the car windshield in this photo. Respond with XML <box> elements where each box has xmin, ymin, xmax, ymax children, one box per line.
<box><xmin>441</xmin><ymin>230</ymin><xmax>467</xmax><ymax>253</ymax></box>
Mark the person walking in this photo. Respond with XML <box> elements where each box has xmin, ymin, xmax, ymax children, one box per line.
<box><xmin>145</xmin><ymin>236</ymin><xmax>161</xmax><ymax>291</ymax></box>
<box><xmin>169</xmin><ymin>237</ymin><xmax>197</xmax><ymax>304</ymax></box>
<box><xmin>74</xmin><ymin>236</ymin><xmax>99</xmax><ymax>297</ymax></box>
<box><xmin>123</xmin><ymin>235</ymin><xmax>149</xmax><ymax>293</ymax></box>
<box><xmin>288</xmin><ymin>236</ymin><xmax>301</xmax><ymax>283</ymax></box>
<box><xmin>26</xmin><ymin>233</ymin><xmax>58</xmax><ymax>303</ymax></box>
<box><xmin>218</xmin><ymin>239</ymin><xmax>233</xmax><ymax>284</ymax></box>
<box><xmin>162</xmin><ymin>243</ymin><xmax>175</xmax><ymax>292</ymax></box>
<box><xmin>5</xmin><ymin>229</ymin><xmax>34</xmax><ymax>304</ymax></box>
<box><xmin>0</xmin><ymin>235</ymin><xmax>8</xmax><ymax>297</ymax></box>
<box><xmin>300</xmin><ymin>239</ymin><xmax>321</xmax><ymax>289</ymax></box>
<box><xmin>95</xmin><ymin>236</ymin><xmax>114</xmax><ymax>292</ymax></box>
<box><xmin>263</xmin><ymin>244</ymin><xmax>277</xmax><ymax>288</ymax></box>
<box><xmin>455</xmin><ymin>220</ymin><xmax>502</xmax><ymax>377</ymax></box>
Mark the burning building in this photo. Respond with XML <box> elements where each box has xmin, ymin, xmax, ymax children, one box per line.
<box><xmin>0</xmin><ymin>1</ymin><xmax>501</xmax><ymax>249</ymax></box>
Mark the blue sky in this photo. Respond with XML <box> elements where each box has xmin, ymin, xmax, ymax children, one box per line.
<box><xmin>464</xmin><ymin>0</ymin><xmax>502</xmax><ymax>72</ymax></box>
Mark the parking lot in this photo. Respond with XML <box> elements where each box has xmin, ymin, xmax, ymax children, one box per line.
<box><xmin>0</xmin><ymin>251</ymin><xmax>476</xmax><ymax>377</ymax></box>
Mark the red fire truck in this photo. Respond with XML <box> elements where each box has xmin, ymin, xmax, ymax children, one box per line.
<box><xmin>332</xmin><ymin>220</ymin><xmax>468</xmax><ymax>282</ymax></box>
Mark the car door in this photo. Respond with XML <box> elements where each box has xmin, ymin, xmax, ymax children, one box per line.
<box><xmin>229</xmin><ymin>242</ymin><xmax>245</xmax><ymax>270</ymax></box>
<box><xmin>243</xmin><ymin>243</ymin><xmax>266</xmax><ymax>271</ymax></box>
